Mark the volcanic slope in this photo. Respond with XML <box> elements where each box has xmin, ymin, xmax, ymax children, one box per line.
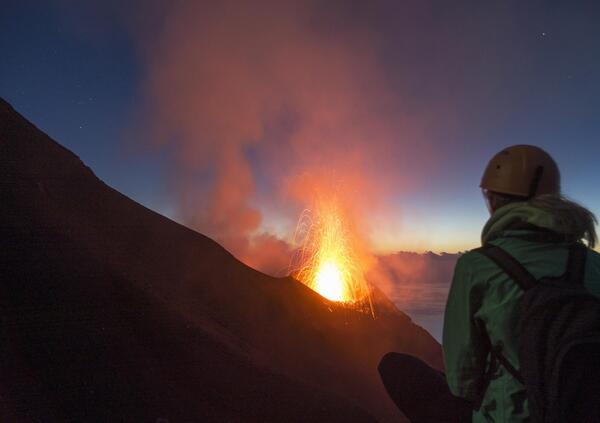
<box><xmin>0</xmin><ymin>98</ymin><xmax>442</xmax><ymax>423</ymax></box>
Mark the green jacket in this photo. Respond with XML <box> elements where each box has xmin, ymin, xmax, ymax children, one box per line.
<box><xmin>443</xmin><ymin>202</ymin><xmax>600</xmax><ymax>422</ymax></box>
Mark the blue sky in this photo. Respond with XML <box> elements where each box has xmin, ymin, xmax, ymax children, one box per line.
<box><xmin>0</xmin><ymin>2</ymin><xmax>174</xmax><ymax>215</ymax></box>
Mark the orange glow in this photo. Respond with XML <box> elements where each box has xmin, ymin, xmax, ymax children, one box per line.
<box><xmin>314</xmin><ymin>261</ymin><xmax>345</xmax><ymax>301</ymax></box>
<box><xmin>290</xmin><ymin>198</ymin><xmax>373</xmax><ymax>313</ymax></box>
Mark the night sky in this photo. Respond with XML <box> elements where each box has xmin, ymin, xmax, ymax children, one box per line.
<box><xmin>2</xmin><ymin>1</ymin><xmax>599</xmax><ymax>257</ymax></box>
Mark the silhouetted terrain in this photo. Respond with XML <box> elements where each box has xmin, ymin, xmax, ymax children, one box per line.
<box><xmin>0</xmin><ymin>98</ymin><xmax>442</xmax><ymax>422</ymax></box>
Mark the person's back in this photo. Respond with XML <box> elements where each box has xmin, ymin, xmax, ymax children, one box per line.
<box><xmin>379</xmin><ymin>145</ymin><xmax>600</xmax><ymax>423</ymax></box>
<box><xmin>378</xmin><ymin>144</ymin><xmax>600</xmax><ymax>423</ymax></box>
<box><xmin>443</xmin><ymin>145</ymin><xmax>600</xmax><ymax>422</ymax></box>
<box><xmin>443</xmin><ymin>199</ymin><xmax>600</xmax><ymax>422</ymax></box>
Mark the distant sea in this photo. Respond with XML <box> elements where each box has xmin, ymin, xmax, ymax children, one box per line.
<box><xmin>391</xmin><ymin>285</ymin><xmax>449</xmax><ymax>343</ymax></box>
<box><xmin>376</xmin><ymin>251</ymin><xmax>459</xmax><ymax>343</ymax></box>
<box><xmin>406</xmin><ymin>310</ymin><xmax>445</xmax><ymax>343</ymax></box>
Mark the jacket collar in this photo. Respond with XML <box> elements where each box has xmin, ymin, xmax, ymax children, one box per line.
<box><xmin>481</xmin><ymin>202</ymin><xmax>574</xmax><ymax>244</ymax></box>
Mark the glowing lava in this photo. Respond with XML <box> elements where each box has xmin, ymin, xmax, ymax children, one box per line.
<box><xmin>289</xmin><ymin>198</ymin><xmax>373</xmax><ymax>312</ymax></box>
<box><xmin>314</xmin><ymin>260</ymin><xmax>345</xmax><ymax>301</ymax></box>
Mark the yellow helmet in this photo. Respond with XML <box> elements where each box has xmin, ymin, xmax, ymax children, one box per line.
<box><xmin>480</xmin><ymin>145</ymin><xmax>560</xmax><ymax>198</ymax></box>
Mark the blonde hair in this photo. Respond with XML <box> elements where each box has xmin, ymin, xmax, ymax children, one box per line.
<box><xmin>528</xmin><ymin>194</ymin><xmax>598</xmax><ymax>248</ymax></box>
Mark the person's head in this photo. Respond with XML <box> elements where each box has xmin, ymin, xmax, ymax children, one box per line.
<box><xmin>480</xmin><ymin>144</ymin><xmax>597</xmax><ymax>248</ymax></box>
<box><xmin>480</xmin><ymin>145</ymin><xmax>560</xmax><ymax>214</ymax></box>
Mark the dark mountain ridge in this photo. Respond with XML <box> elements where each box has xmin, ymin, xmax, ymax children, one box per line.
<box><xmin>0</xmin><ymin>98</ymin><xmax>442</xmax><ymax>422</ymax></box>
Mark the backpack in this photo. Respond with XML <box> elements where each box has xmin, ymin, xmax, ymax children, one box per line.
<box><xmin>473</xmin><ymin>242</ymin><xmax>600</xmax><ymax>423</ymax></box>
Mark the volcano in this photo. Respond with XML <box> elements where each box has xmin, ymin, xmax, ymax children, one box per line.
<box><xmin>0</xmin><ymin>98</ymin><xmax>442</xmax><ymax>422</ymax></box>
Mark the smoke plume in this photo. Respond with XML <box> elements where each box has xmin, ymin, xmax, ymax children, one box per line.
<box><xmin>132</xmin><ymin>0</ymin><xmax>436</xmax><ymax>273</ymax></box>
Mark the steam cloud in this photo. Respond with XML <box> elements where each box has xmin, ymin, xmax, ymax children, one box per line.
<box><xmin>133</xmin><ymin>0</ymin><xmax>439</xmax><ymax>273</ymax></box>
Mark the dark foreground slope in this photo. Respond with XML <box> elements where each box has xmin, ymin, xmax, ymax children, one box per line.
<box><xmin>0</xmin><ymin>98</ymin><xmax>442</xmax><ymax>423</ymax></box>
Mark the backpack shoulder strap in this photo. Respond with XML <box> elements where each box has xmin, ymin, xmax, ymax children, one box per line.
<box><xmin>471</xmin><ymin>244</ymin><xmax>530</xmax><ymax>386</ymax></box>
<box><xmin>564</xmin><ymin>243</ymin><xmax>588</xmax><ymax>285</ymax></box>
<box><xmin>490</xmin><ymin>346</ymin><xmax>524</xmax><ymax>384</ymax></box>
<box><xmin>472</xmin><ymin>244</ymin><xmax>537</xmax><ymax>291</ymax></box>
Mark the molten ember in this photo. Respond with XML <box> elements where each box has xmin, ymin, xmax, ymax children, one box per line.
<box><xmin>290</xmin><ymin>199</ymin><xmax>373</xmax><ymax>313</ymax></box>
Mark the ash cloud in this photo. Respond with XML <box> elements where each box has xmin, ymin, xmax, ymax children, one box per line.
<box><xmin>55</xmin><ymin>1</ymin><xmax>519</xmax><ymax>278</ymax></box>
<box><xmin>132</xmin><ymin>0</ymin><xmax>438</xmax><ymax>269</ymax></box>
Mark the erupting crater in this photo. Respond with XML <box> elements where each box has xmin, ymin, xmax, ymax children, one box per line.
<box><xmin>289</xmin><ymin>199</ymin><xmax>374</xmax><ymax>314</ymax></box>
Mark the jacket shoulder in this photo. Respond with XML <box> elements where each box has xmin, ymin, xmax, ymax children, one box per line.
<box><xmin>448</xmin><ymin>249</ymin><xmax>498</xmax><ymax>295</ymax></box>
<box><xmin>456</xmin><ymin>248</ymin><xmax>494</xmax><ymax>271</ymax></box>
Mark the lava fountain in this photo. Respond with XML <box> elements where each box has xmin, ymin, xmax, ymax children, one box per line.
<box><xmin>289</xmin><ymin>198</ymin><xmax>374</xmax><ymax>315</ymax></box>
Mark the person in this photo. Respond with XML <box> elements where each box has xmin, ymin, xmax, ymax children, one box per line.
<box><xmin>379</xmin><ymin>145</ymin><xmax>600</xmax><ymax>422</ymax></box>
